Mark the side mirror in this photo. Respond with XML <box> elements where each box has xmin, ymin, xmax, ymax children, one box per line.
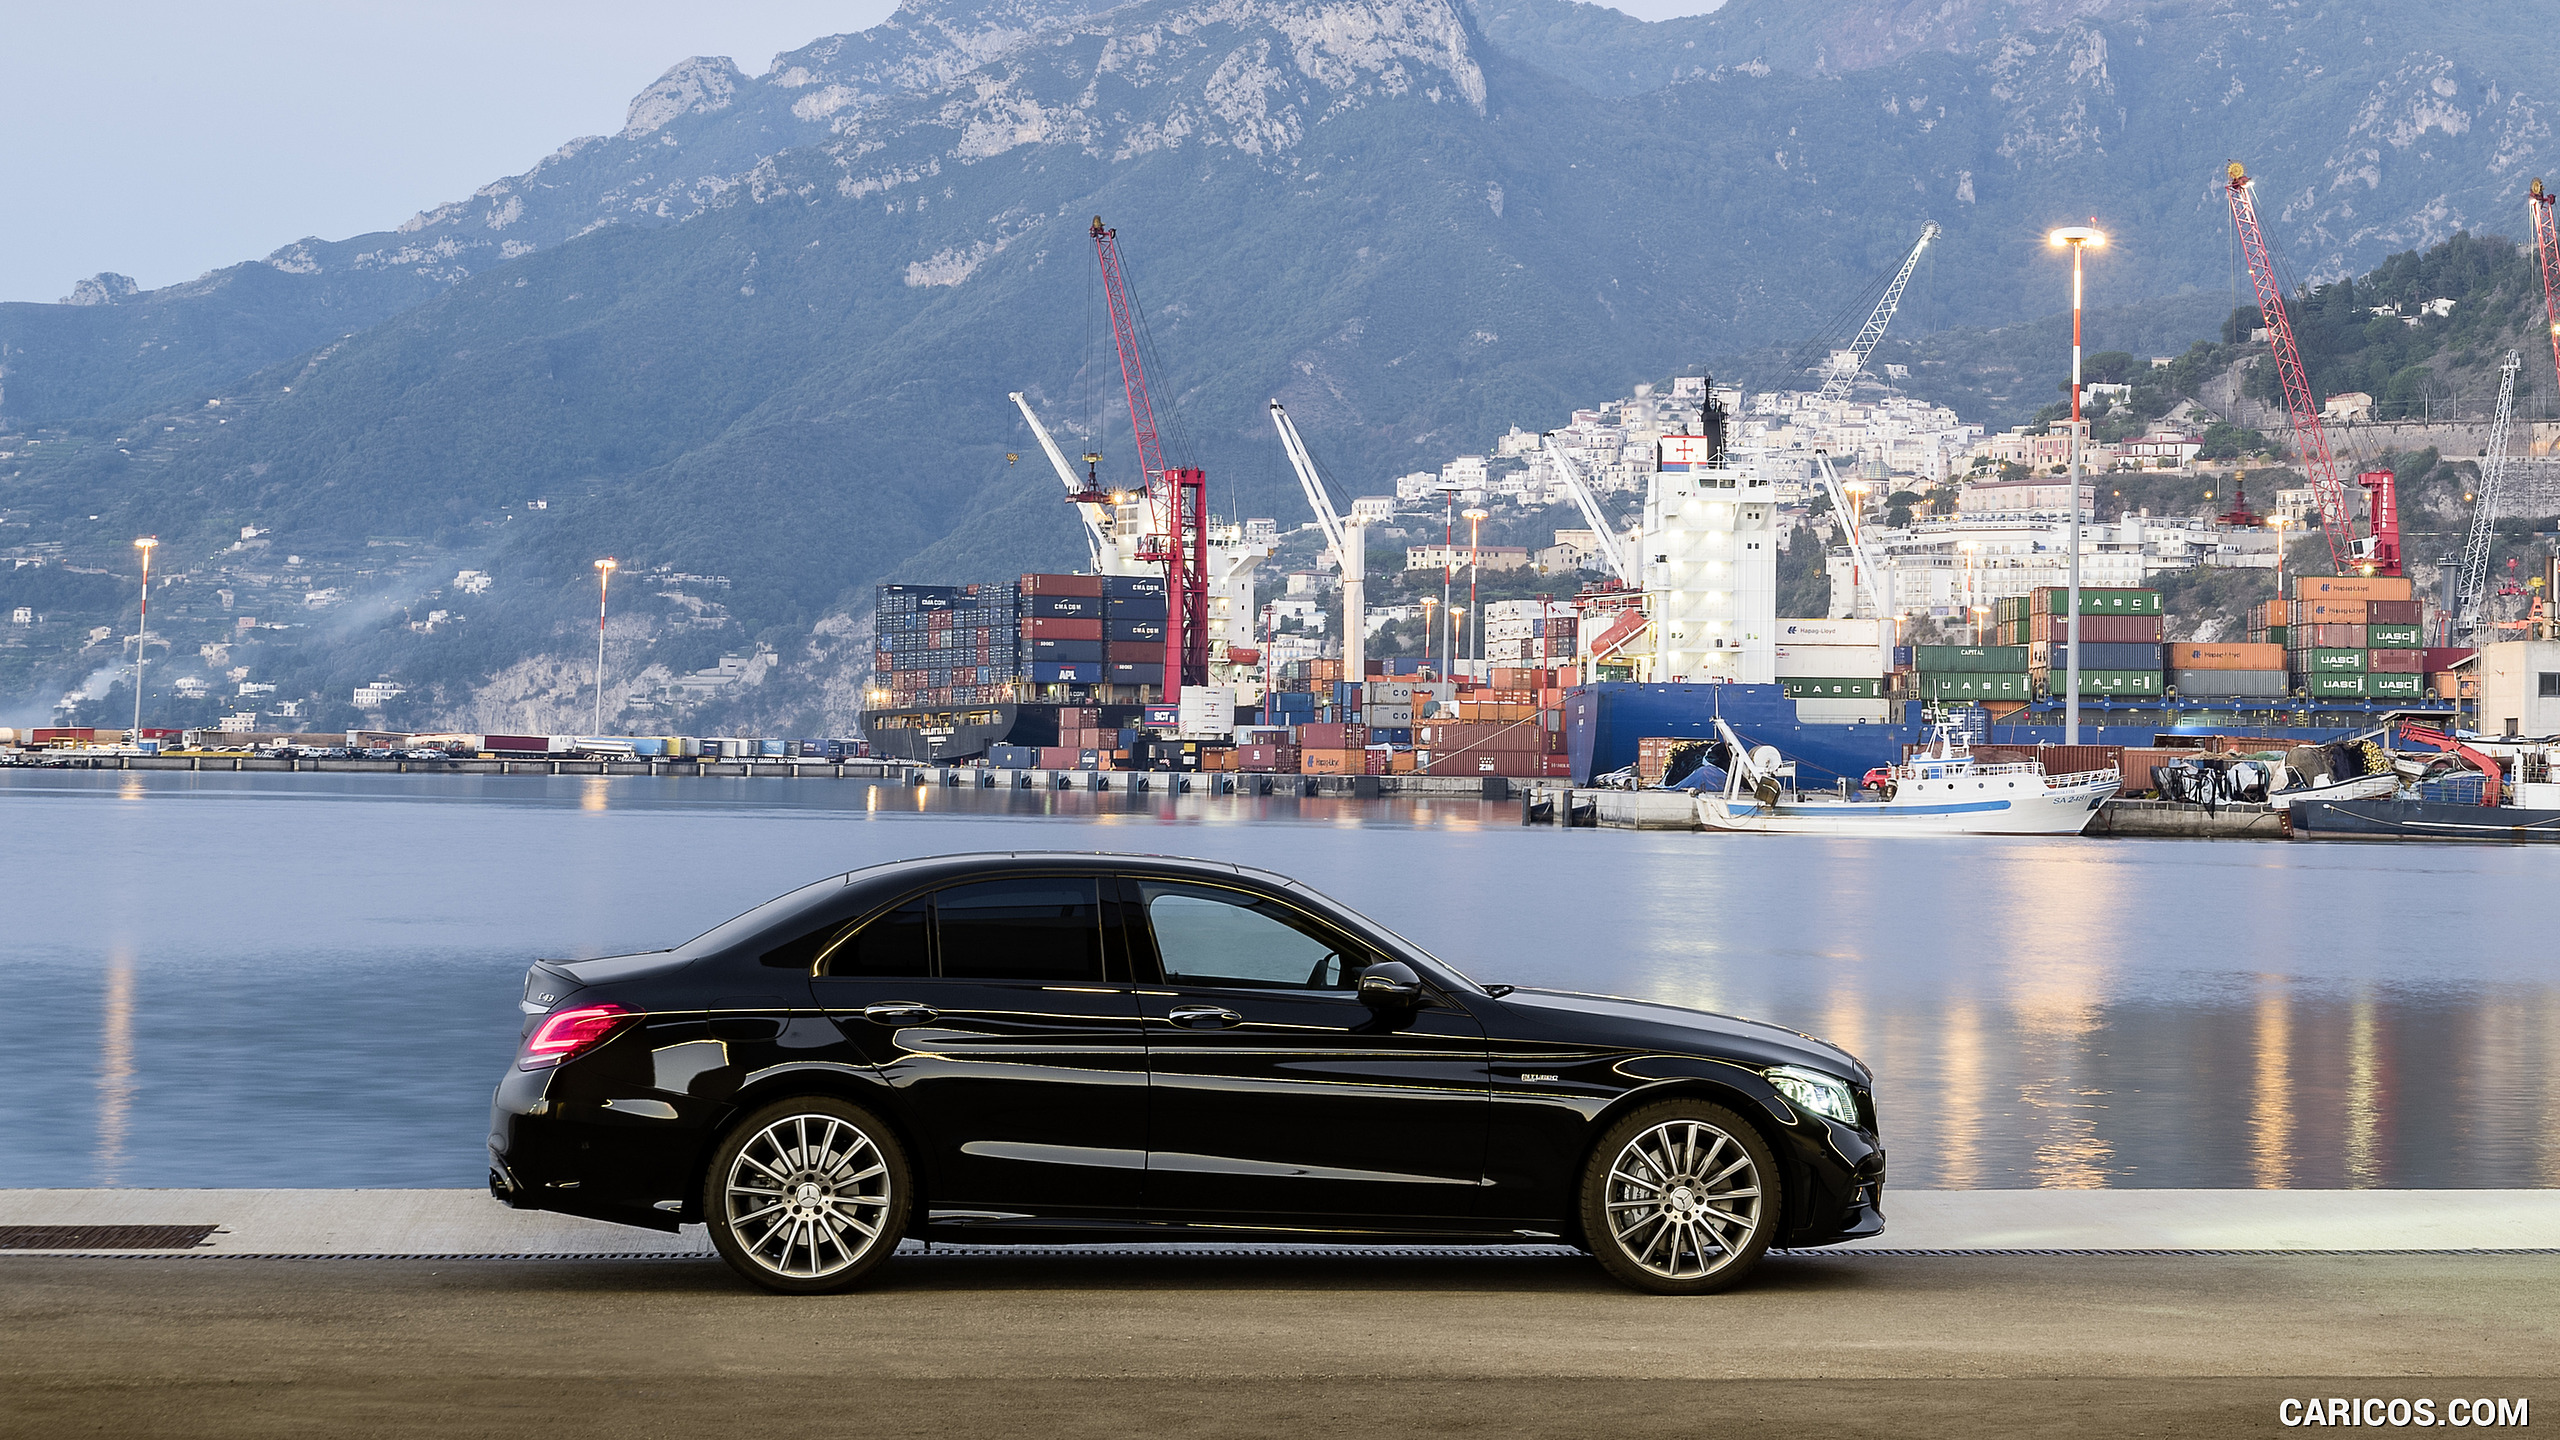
<box><xmin>1356</xmin><ymin>960</ymin><xmax>1424</xmax><ymax>1009</ymax></box>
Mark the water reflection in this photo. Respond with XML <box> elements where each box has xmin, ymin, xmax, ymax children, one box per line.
<box><xmin>95</xmin><ymin>952</ymin><xmax>134</xmax><ymax>1185</ymax></box>
<box><xmin>2</xmin><ymin>769</ymin><xmax>2556</xmax><ymax>1190</ymax></box>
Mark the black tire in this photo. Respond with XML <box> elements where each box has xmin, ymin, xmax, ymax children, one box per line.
<box><xmin>1579</xmin><ymin>1099</ymin><xmax>1782</xmax><ymax>1295</ymax></box>
<box><xmin>704</xmin><ymin>1095</ymin><xmax>911</xmax><ymax>1295</ymax></box>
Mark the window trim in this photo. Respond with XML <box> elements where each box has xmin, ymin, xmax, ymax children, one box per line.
<box><xmin>810</xmin><ymin>870</ymin><xmax>1131</xmax><ymax>984</ymax></box>
<box><xmin>1121</xmin><ymin>874</ymin><xmax>1422</xmax><ymax>999</ymax></box>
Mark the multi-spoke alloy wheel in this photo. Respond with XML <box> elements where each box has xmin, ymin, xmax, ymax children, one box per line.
<box><xmin>1579</xmin><ymin>1100</ymin><xmax>1780</xmax><ymax>1295</ymax></box>
<box><xmin>705</xmin><ymin>1097</ymin><xmax>909</xmax><ymax>1294</ymax></box>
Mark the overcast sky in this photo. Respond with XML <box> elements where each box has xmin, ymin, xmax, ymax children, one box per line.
<box><xmin>0</xmin><ymin>0</ymin><xmax>1721</xmax><ymax>305</ymax></box>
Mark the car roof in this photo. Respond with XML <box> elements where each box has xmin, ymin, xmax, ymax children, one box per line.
<box><xmin>835</xmin><ymin>851</ymin><xmax>1296</xmax><ymax>889</ymax></box>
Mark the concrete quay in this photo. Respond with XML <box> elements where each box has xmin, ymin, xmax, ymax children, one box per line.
<box><xmin>4</xmin><ymin>1189</ymin><xmax>2554</xmax><ymax>1440</ymax></box>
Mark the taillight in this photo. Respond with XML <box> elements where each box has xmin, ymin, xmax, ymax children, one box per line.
<box><xmin>519</xmin><ymin>1002</ymin><xmax>640</xmax><ymax>1070</ymax></box>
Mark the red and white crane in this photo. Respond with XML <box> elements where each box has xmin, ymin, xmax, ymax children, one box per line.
<box><xmin>1089</xmin><ymin>215</ymin><xmax>1208</xmax><ymax>703</ymax></box>
<box><xmin>2223</xmin><ymin>161</ymin><xmax>2399</xmax><ymax>576</ymax></box>
<box><xmin>2532</xmin><ymin>179</ymin><xmax>2560</xmax><ymax>387</ymax></box>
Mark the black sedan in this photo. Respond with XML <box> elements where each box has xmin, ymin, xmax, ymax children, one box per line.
<box><xmin>489</xmin><ymin>852</ymin><xmax>1884</xmax><ymax>1294</ymax></box>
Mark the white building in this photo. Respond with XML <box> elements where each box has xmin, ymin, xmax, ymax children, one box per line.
<box><xmin>1348</xmin><ymin>496</ymin><xmax>1395</xmax><ymax>524</ymax></box>
<box><xmin>352</xmin><ymin>681</ymin><xmax>407</xmax><ymax>708</ymax></box>
<box><xmin>217</xmin><ymin>712</ymin><xmax>261</xmax><ymax>733</ymax></box>
<box><xmin>2478</xmin><ymin>640</ymin><xmax>2560</xmax><ymax>738</ymax></box>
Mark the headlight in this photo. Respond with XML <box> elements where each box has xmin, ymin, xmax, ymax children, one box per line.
<box><xmin>1767</xmin><ymin>1065</ymin><xmax>1860</xmax><ymax>1125</ymax></box>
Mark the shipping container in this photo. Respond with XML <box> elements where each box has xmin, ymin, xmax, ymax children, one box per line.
<box><xmin>1915</xmin><ymin>645</ymin><xmax>2031</xmax><ymax>672</ymax></box>
<box><xmin>2292</xmin><ymin>575</ymin><xmax>2414</xmax><ymax>602</ymax></box>
<box><xmin>2301</xmin><ymin>672</ymin><xmax>2371</xmax><ymax>698</ymax></box>
<box><xmin>1795</xmin><ymin>699</ymin><xmax>1896</xmax><ymax>725</ymax></box>
<box><xmin>1300</xmin><ymin>749</ymin><xmax>1365</xmax><ymax>775</ymax></box>
<box><xmin>1019</xmin><ymin>573</ymin><xmax>1106</xmax><ymax>597</ymax></box>
<box><xmin>2292</xmin><ymin>623</ymin><xmax>2368</xmax><ymax>648</ymax></box>
<box><xmin>1107</xmin><ymin>661</ymin><xmax>1165</xmax><ymax>685</ymax></box>
<box><xmin>1030</xmin><ymin>661</ymin><xmax>1104</xmax><ymax>683</ymax></box>
<box><xmin>2043</xmin><ymin>669</ymin><xmax>2163</xmax><ymax>697</ymax></box>
<box><xmin>2297</xmin><ymin>648</ymin><xmax>2366</xmax><ymax>673</ymax></box>
<box><xmin>2290</xmin><ymin>600</ymin><xmax>2374</xmax><ymax>625</ymax></box>
<box><xmin>2167</xmin><ymin>669</ymin><xmax>2289</xmax><ymax>698</ymax></box>
<box><xmin>2421</xmin><ymin>646</ymin><xmax>2476</xmax><ymax>673</ymax></box>
<box><xmin>1023</xmin><ymin>638</ymin><xmax>1104</xmax><ymax>662</ymax></box>
<box><xmin>1774</xmin><ymin>643</ymin><xmax>1887</xmax><ymax>678</ymax></box>
<box><xmin>1106</xmin><ymin>594</ymin><xmax>1170</xmax><ymax>620</ymax></box>
<box><xmin>2167</xmin><ymin>643</ymin><xmax>2286</xmax><ymax>671</ymax></box>
<box><xmin>1023</xmin><ymin>595</ymin><xmax>1103</xmax><ymax>619</ymax></box>
<box><xmin>1780</xmin><ymin>677</ymin><xmax>1884</xmax><ymax>699</ymax></box>
<box><xmin>2023</xmin><ymin>613</ymin><xmax>2166</xmax><ymax>644</ymax></box>
<box><xmin>2032</xmin><ymin>587</ymin><xmax>2163</xmax><ymax>616</ymax></box>
<box><xmin>1916</xmin><ymin>673</ymin><xmax>2034</xmax><ymax>699</ymax></box>
<box><xmin>1021</xmin><ymin>616</ymin><xmax>1103</xmax><ymax>641</ymax></box>
<box><xmin>1102</xmin><ymin>574</ymin><xmax>1167</xmax><ymax>597</ymax></box>
<box><xmin>2367</xmin><ymin>648</ymin><xmax>2424</xmax><ymax>673</ymax></box>
<box><xmin>2368</xmin><ymin>672</ymin><xmax>2422</xmax><ymax>698</ymax></box>
<box><xmin>1107</xmin><ymin>619</ymin><xmax>1166</xmax><ymax>644</ymax></box>
<box><xmin>1237</xmin><ymin>744</ymin><xmax>1300</xmax><ymax>772</ymax></box>
<box><xmin>2367</xmin><ymin>598</ymin><xmax>2422</xmax><ymax>625</ymax></box>
<box><xmin>2367</xmin><ymin>623</ymin><xmax>2424</xmax><ymax>649</ymax></box>
<box><xmin>1297</xmin><ymin>722</ymin><xmax>1370</xmax><ymax>749</ymax></box>
<box><xmin>1773</xmin><ymin>618</ymin><xmax>1885</xmax><ymax>645</ymax></box>
<box><xmin>2028</xmin><ymin>641</ymin><xmax>2163</xmax><ymax>671</ymax></box>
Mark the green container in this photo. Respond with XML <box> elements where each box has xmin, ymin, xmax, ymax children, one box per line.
<box><xmin>2366</xmin><ymin>671</ymin><xmax>2422</xmax><ymax>698</ymax></box>
<box><xmin>1914</xmin><ymin>645</ymin><xmax>2030</xmax><ymax>673</ymax></box>
<box><xmin>1918</xmin><ymin>672</ymin><xmax>2034</xmax><ymax>699</ymax></box>
<box><xmin>2303</xmin><ymin>673</ymin><xmax>2369</xmax><ymax>698</ymax></box>
<box><xmin>2367</xmin><ymin>623</ymin><xmax>2423</xmax><ymax>648</ymax></box>
<box><xmin>2263</xmin><ymin>625</ymin><xmax>2289</xmax><ymax>647</ymax></box>
<box><xmin>1781</xmin><ymin>677</ymin><xmax>1883</xmax><ymax>699</ymax></box>
<box><xmin>2034</xmin><ymin>588</ymin><xmax>2163</xmax><ymax>617</ymax></box>
<box><xmin>2044</xmin><ymin>669</ymin><xmax>2163</xmax><ymax>697</ymax></box>
<box><xmin>1995</xmin><ymin>596</ymin><xmax>2029</xmax><ymax>623</ymax></box>
<box><xmin>2300</xmin><ymin>648</ymin><xmax>2367</xmax><ymax>673</ymax></box>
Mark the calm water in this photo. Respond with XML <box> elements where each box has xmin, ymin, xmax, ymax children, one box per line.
<box><xmin>3</xmin><ymin>769</ymin><xmax>2555</xmax><ymax>1191</ymax></box>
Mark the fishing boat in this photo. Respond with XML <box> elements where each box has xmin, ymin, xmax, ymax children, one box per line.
<box><xmin>1695</xmin><ymin>718</ymin><xmax>2120</xmax><ymax>836</ymax></box>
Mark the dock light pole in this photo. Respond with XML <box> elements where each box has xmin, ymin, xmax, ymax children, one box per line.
<box><xmin>131</xmin><ymin>536</ymin><xmax>157</xmax><ymax>739</ymax></box>
<box><xmin>2269</xmin><ymin>514</ymin><xmax>2288</xmax><ymax>606</ymax></box>
<box><xmin>2048</xmin><ymin>222</ymin><xmax>2107</xmax><ymax>744</ymax></box>
<box><xmin>1420</xmin><ymin>595</ymin><xmax>1438</xmax><ymax>675</ymax></box>
<box><xmin>1440</xmin><ymin>484</ymin><xmax>1460</xmax><ymax>680</ymax></box>
<box><xmin>1464</xmin><ymin>507</ymin><xmax>1488</xmax><ymax>674</ymax></box>
<box><xmin>592</xmin><ymin>557</ymin><xmax>617</xmax><ymax>736</ymax></box>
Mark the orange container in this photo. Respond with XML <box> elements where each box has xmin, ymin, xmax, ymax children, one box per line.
<box><xmin>2168</xmin><ymin>643</ymin><xmax>2286</xmax><ymax>671</ymax></box>
<box><xmin>2291</xmin><ymin>599</ymin><xmax>2370</xmax><ymax>625</ymax></box>
<box><xmin>2293</xmin><ymin>575</ymin><xmax>2413</xmax><ymax>601</ymax></box>
<box><xmin>1300</xmin><ymin>749</ymin><xmax>1363</xmax><ymax>775</ymax></box>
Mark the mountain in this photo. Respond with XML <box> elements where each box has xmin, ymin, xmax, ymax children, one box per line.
<box><xmin>6</xmin><ymin>0</ymin><xmax>2560</xmax><ymax>733</ymax></box>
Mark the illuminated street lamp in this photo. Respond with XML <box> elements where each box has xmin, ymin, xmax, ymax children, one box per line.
<box><xmin>131</xmin><ymin>536</ymin><xmax>158</xmax><ymax>739</ymax></box>
<box><xmin>592</xmin><ymin>557</ymin><xmax>618</xmax><ymax>737</ymax></box>
<box><xmin>1419</xmin><ymin>595</ymin><xmax>1438</xmax><ymax>675</ymax></box>
<box><xmin>2268</xmin><ymin>514</ymin><xmax>2288</xmax><ymax>602</ymax></box>
<box><xmin>2048</xmin><ymin>221</ymin><xmax>2108</xmax><ymax>743</ymax></box>
<box><xmin>1463</xmin><ymin>507</ymin><xmax>1489</xmax><ymax>670</ymax></box>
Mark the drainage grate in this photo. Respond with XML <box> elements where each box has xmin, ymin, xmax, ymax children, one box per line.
<box><xmin>0</xmin><ymin>1224</ymin><xmax>221</xmax><ymax>1251</ymax></box>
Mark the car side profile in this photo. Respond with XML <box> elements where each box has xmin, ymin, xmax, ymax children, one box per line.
<box><xmin>489</xmin><ymin>852</ymin><xmax>1884</xmax><ymax>1294</ymax></box>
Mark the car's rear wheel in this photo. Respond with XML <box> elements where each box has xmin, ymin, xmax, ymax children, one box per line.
<box><xmin>1580</xmin><ymin>1099</ymin><xmax>1780</xmax><ymax>1295</ymax></box>
<box><xmin>704</xmin><ymin>1096</ymin><xmax>910</xmax><ymax>1294</ymax></box>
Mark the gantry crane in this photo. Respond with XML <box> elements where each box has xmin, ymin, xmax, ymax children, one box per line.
<box><xmin>2454</xmin><ymin>351</ymin><xmax>2522</xmax><ymax>640</ymax></box>
<box><xmin>1268</xmin><ymin>401</ymin><xmax>1367</xmax><ymax>683</ymax></box>
<box><xmin>1089</xmin><ymin>216</ymin><xmax>1208</xmax><ymax>700</ymax></box>
<box><xmin>2224</xmin><ymin>162</ymin><xmax>2375</xmax><ymax>574</ymax></box>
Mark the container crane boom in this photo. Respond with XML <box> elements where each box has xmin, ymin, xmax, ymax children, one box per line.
<box><xmin>2224</xmin><ymin>162</ymin><xmax>2358</xmax><ymax>572</ymax></box>
<box><xmin>1009</xmin><ymin>391</ymin><xmax>1123</xmax><ymax>575</ymax></box>
<box><xmin>2455</xmin><ymin>351</ymin><xmax>2521</xmax><ymax>639</ymax></box>
<box><xmin>1819</xmin><ymin>222</ymin><xmax>1940</xmax><ymax>403</ymax></box>
<box><xmin>1813</xmin><ymin>450</ymin><xmax>1886</xmax><ymax>621</ymax></box>
<box><xmin>1090</xmin><ymin>216</ymin><xmax>1207</xmax><ymax>699</ymax></box>
<box><xmin>2533</xmin><ymin>179</ymin><xmax>2560</xmax><ymax>389</ymax></box>
<box><xmin>1268</xmin><ymin>401</ymin><xmax>1364</xmax><ymax>684</ymax></box>
<box><xmin>1542</xmin><ymin>438</ymin><xmax>1634</xmax><ymax>585</ymax></box>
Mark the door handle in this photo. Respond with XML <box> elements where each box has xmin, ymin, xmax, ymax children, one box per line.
<box><xmin>862</xmin><ymin>1001</ymin><xmax>938</xmax><ymax>1024</ymax></box>
<box><xmin>1168</xmin><ymin>1005</ymin><xmax>1243</xmax><ymax>1030</ymax></box>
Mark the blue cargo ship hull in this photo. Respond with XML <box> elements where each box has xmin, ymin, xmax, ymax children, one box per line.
<box><xmin>1562</xmin><ymin>683</ymin><xmax>2463</xmax><ymax>786</ymax></box>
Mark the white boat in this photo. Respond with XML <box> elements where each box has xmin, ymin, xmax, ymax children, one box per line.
<box><xmin>2265</xmin><ymin>770</ymin><xmax>2399</xmax><ymax>810</ymax></box>
<box><xmin>1695</xmin><ymin>718</ymin><xmax>2120</xmax><ymax>836</ymax></box>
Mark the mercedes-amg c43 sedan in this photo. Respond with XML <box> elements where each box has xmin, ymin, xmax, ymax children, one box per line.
<box><xmin>489</xmin><ymin>852</ymin><xmax>1884</xmax><ymax>1294</ymax></box>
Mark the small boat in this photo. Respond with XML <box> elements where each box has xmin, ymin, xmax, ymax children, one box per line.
<box><xmin>1695</xmin><ymin>718</ymin><xmax>2120</xmax><ymax>836</ymax></box>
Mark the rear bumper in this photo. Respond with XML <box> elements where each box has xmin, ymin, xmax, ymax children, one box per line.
<box><xmin>486</xmin><ymin>1063</ymin><xmax>692</xmax><ymax>1232</ymax></box>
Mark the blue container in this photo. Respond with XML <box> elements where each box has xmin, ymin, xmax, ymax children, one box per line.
<box><xmin>988</xmin><ymin>743</ymin><xmax>1040</xmax><ymax>768</ymax></box>
<box><xmin>1103</xmin><ymin>575</ymin><xmax>1168</xmax><ymax>597</ymax></box>
<box><xmin>1373</xmin><ymin>727</ymin><xmax>1413</xmax><ymax>745</ymax></box>
<box><xmin>628</xmin><ymin>738</ymin><xmax>668</xmax><ymax>757</ymax></box>
<box><xmin>1106</xmin><ymin>595</ymin><xmax>1170</xmax><ymax>620</ymax></box>
<box><xmin>1025</xmin><ymin>595</ymin><xmax>1102</xmax><ymax>619</ymax></box>
<box><xmin>1024</xmin><ymin>638</ymin><xmax>1104</xmax><ymax>662</ymax></box>
<box><xmin>1118</xmin><ymin>727</ymin><xmax>1138</xmax><ymax>748</ymax></box>
<box><xmin>759</xmin><ymin>740</ymin><xmax>788</xmax><ymax>757</ymax></box>
<box><xmin>1109</xmin><ymin>619</ymin><xmax>1167</xmax><ymax>644</ymax></box>
<box><xmin>1108</xmin><ymin>662</ymin><xmax>1166</xmax><ymax>685</ymax></box>
<box><xmin>1893</xmin><ymin>645</ymin><xmax>1913</xmax><ymax>669</ymax></box>
<box><xmin>1032</xmin><ymin>661</ymin><xmax>1104</xmax><ymax>683</ymax></box>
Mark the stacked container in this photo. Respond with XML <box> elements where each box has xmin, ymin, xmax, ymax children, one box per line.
<box><xmin>875</xmin><ymin>583</ymin><xmax>1019</xmax><ymax>707</ymax></box>
<box><xmin>2166</xmin><ymin>643</ymin><xmax>2288</xmax><ymax>699</ymax></box>
<box><xmin>1909</xmin><ymin>644</ymin><xmax>2035</xmax><ymax>703</ymax></box>
<box><xmin>1483</xmin><ymin>600</ymin><xmax>1577</xmax><ymax>667</ymax></box>
<box><xmin>1101</xmin><ymin>574</ymin><xmax>1169</xmax><ymax>689</ymax></box>
<box><xmin>2024</xmin><ymin>587</ymin><xmax>2164</xmax><ymax>697</ymax></box>
<box><xmin>1773</xmin><ymin>618</ymin><xmax>1891</xmax><ymax>724</ymax></box>
<box><xmin>2283</xmin><ymin>576</ymin><xmax>2422</xmax><ymax>700</ymax></box>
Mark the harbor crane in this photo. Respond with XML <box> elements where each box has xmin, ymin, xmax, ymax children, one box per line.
<box><xmin>2532</xmin><ymin>179</ymin><xmax>2560</xmax><ymax>388</ymax></box>
<box><xmin>2454</xmin><ymin>351</ymin><xmax>2522</xmax><ymax>640</ymax></box>
<box><xmin>2224</xmin><ymin>161</ymin><xmax>2398</xmax><ymax>575</ymax></box>
<box><xmin>1813</xmin><ymin>450</ymin><xmax>1887</xmax><ymax>622</ymax></box>
<box><xmin>1268</xmin><ymin>400</ymin><xmax>1367</xmax><ymax>684</ymax></box>
<box><xmin>1089</xmin><ymin>216</ymin><xmax>1208</xmax><ymax>700</ymax></box>
<box><xmin>1008</xmin><ymin>391</ymin><xmax>1129</xmax><ymax>576</ymax></box>
<box><xmin>1818</xmin><ymin>222</ymin><xmax>1940</xmax><ymax>403</ymax></box>
<box><xmin>1541</xmin><ymin>438</ymin><xmax>1634</xmax><ymax>586</ymax></box>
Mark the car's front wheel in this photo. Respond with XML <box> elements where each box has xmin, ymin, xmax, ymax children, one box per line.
<box><xmin>704</xmin><ymin>1096</ymin><xmax>910</xmax><ymax>1294</ymax></box>
<box><xmin>1579</xmin><ymin>1099</ymin><xmax>1780</xmax><ymax>1295</ymax></box>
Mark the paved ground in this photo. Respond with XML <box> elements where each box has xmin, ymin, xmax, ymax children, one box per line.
<box><xmin>3</xmin><ymin>1250</ymin><xmax>2552</xmax><ymax>1438</ymax></box>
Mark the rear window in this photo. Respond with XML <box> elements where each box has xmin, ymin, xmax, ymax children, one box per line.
<box><xmin>674</xmin><ymin>876</ymin><xmax>849</xmax><ymax>962</ymax></box>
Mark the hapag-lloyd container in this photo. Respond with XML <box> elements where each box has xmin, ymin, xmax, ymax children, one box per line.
<box><xmin>2168</xmin><ymin>643</ymin><xmax>2286</xmax><ymax>671</ymax></box>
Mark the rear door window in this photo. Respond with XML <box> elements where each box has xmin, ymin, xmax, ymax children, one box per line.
<box><xmin>933</xmin><ymin>878</ymin><xmax>1105</xmax><ymax>982</ymax></box>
